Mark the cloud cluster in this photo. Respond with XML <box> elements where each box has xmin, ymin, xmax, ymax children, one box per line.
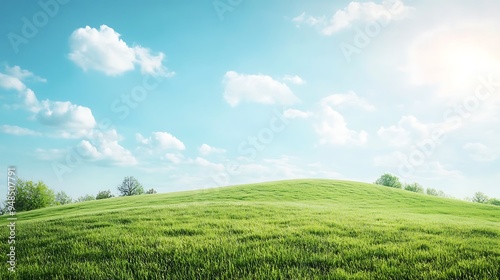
<box><xmin>293</xmin><ymin>0</ymin><xmax>413</xmax><ymax>35</ymax></box>
<box><xmin>78</xmin><ymin>129</ymin><xmax>137</xmax><ymax>166</ymax></box>
<box><xmin>0</xmin><ymin>65</ymin><xmax>137</xmax><ymax>167</ymax></box>
<box><xmin>69</xmin><ymin>25</ymin><xmax>174</xmax><ymax>77</ymax></box>
<box><xmin>0</xmin><ymin>65</ymin><xmax>95</xmax><ymax>138</ymax></box>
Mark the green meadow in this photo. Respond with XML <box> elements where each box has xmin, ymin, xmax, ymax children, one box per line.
<box><xmin>1</xmin><ymin>179</ymin><xmax>500</xmax><ymax>279</ymax></box>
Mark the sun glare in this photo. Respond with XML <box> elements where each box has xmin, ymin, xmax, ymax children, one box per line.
<box><xmin>444</xmin><ymin>44</ymin><xmax>493</xmax><ymax>83</ymax></box>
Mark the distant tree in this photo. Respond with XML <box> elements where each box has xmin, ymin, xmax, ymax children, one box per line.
<box><xmin>75</xmin><ymin>194</ymin><xmax>95</xmax><ymax>203</ymax></box>
<box><xmin>374</xmin><ymin>173</ymin><xmax>402</xmax><ymax>189</ymax></box>
<box><xmin>145</xmin><ymin>188</ymin><xmax>157</xmax><ymax>194</ymax></box>
<box><xmin>11</xmin><ymin>179</ymin><xmax>56</xmax><ymax>212</ymax></box>
<box><xmin>426</xmin><ymin>188</ymin><xmax>439</xmax><ymax>196</ymax></box>
<box><xmin>488</xmin><ymin>198</ymin><xmax>500</xmax><ymax>206</ymax></box>
<box><xmin>118</xmin><ymin>176</ymin><xmax>144</xmax><ymax>196</ymax></box>
<box><xmin>55</xmin><ymin>191</ymin><xmax>72</xmax><ymax>205</ymax></box>
<box><xmin>404</xmin><ymin>183</ymin><xmax>424</xmax><ymax>193</ymax></box>
<box><xmin>471</xmin><ymin>192</ymin><xmax>489</xmax><ymax>204</ymax></box>
<box><xmin>96</xmin><ymin>190</ymin><xmax>114</xmax><ymax>200</ymax></box>
<box><xmin>426</xmin><ymin>188</ymin><xmax>447</xmax><ymax>197</ymax></box>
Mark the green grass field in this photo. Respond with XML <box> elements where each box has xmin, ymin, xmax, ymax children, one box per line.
<box><xmin>1</xmin><ymin>179</ymin><xmax>500</xmax><ymax>279</ymax></box>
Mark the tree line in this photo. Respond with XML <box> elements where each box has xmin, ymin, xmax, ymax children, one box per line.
<box><xmin>374</xmin><ymin>173</ymin><xmax>500</xmax><ymax>205</ymax></box>
<box><xmin>1</xmin><ymin>176</ymin><xmax>156</xmax><ymax>214</ymax></box>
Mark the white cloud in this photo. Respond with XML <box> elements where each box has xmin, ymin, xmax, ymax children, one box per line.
<box><xmin>321</xmin><ymin>91</ymin><xmax>375</xmax><ymax>111</ymax></box>
<box><xmin>136</xmin><ymin>132</ymin><xmax>185</xmax><ymax>151</ymax></box>
<box><xmin>77</xmin><ymin>129</ymin><xmax>137</xmax><ymax>166</ymax></box>
<box><xmin>223</xmin><ymin>71</ymin><xmax>300</xmax><ymax>107</ymax></box>
<box><xmin>5</xmin><ymin>65</ymin><xmax>46</xmax><ymax>83</ymax></box>
<box><xmin>69</xmin><ymin>25</ymin><xmax>174</xmax><ymax>77</ymax></box>
<box><xmin>0</xmin><ymin>73</ymin><xmax>27</xmax><ymax>92</ymax></box>
<box><xmin>283</xmin><ymin>75</ymin><xmax>306</xmax><ymax>85</ymax></box>
<box><xmin>322</xmin><ymin>0</ymin><xmax>413</xmax><ymax>35</ymax></box>
<box><xmin>0</xmin><ymin>125</ymin><xmax>39</xmax><ymax>136</ymax></box>
<box><xmin>0</xmin><ymin>66</ymin><xmax>97</xmax><ymax>138</ymax></box>
<box><xmin>35</xmin><ymin>100</ymin><xmax>96</xmax><ymax>138</ymax></box>
<box><xmin>294</xmin><ymin>1</ymin><xmax>413</xmax><ymax>35</ymax></box>
<box><xmin>314</xmin><ymin>103</ymin><xmax>368</xmax><ymax>146</ymax></box>
<box><xmin>199</xmin><ymin>144</ymin><xmax>226</xmax><ymax>156</ymax></box>
<box><xmin>283</xmin><ymin>109</ymin><xmax>311</xmax><ymax>119</ymax></box>
<box><xmin>22</xmin><ymin>89</ymin><xmax>39</xmax><ymax>112</ymax></box>
<box><xmin>463</xmin><ymin>143</ymin><xmax>498</xmax><ymax>162</ymax></box>
<box><xmin>78</xmin><ymin>140</ymin><xmax>101</xmax><ymax>159</ymax></box>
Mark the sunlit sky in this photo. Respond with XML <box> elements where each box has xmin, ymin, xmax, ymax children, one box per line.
<box><xmin>1</xmin><ymin>0</ymin><xmax>499</xmax><ymax>199</ymax></box>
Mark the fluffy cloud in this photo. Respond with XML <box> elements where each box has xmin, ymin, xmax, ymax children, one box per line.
<box><xmin>199</xmin><ymin>144</ymin><xmax>226</xmax><ymax>156</ymax></box>
<box><xmin>223</xmin><ymin>71</ymin><xmax>300</xmax><ymax>107</ymax></box>
<box><xmin>69</xmin><ymin>25</ymin><xmax>174</xmax><ymax>77</ymax></box>
<box><xmin>77</xmin><ymin>129</ymin><xmax>137</xmax><ymax>166</ymax></box>
<box><xmin>0</xmin><ymin>73</ymin><xmax>27</xmax><ymax>92</ymax></box>
<box><xmin>285</xmin><ymin>92</ymin><xmax>374</xmax><ymax>146</ymax></box>
<box><xmin>293</xmin><ymin>0</ymin><xmax>413</xmax><ymax>35</ymax></box>
<box><xmin>0</xmin><ymin>66</ymin><xmax>96</xmax><ymax>138</ymax></box>
<box><xmin>463</xmin><ymin>143</ymin><xmax>498</xmax><ymax>162</ymax></box>
<box><xmin>321</xmin><ymin>91</ymin><xmax>375</xmax><ymax>111</ymax></box>
<box><xmin>136</xmin><ymin>132</ymin><xmax>185</xmax><ymax>151</ymax></box>
<box><xmin>35</xmin><ymin>100</ymin><xmax>96</xmax><ymax>137</ymax></box>
<box><xmin>0</xmin><ymin>125</ymin><xmax>39</xmax><ymax>136</ymax></box>
<box><xmin>314</xmin><ymin>103</ymin><xmax>368</xmax><ymax>146</ymax></box>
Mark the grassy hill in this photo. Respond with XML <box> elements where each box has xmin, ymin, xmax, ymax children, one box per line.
<box><xmin>1</xmin><ymin>179</ymin><xmax>499</xmax><ymax>279</ymax></box>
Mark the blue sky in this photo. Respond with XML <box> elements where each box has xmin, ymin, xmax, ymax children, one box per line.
<box><xmin>1</xmin><ymin>0</ymin><xmax>499</xmax><ymax>200</ymax></box>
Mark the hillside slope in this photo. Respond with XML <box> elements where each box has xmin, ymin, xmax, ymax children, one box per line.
<box><xmin>2</xmin><ymin>179</ymin><xmax>499</xmax><ymax>279</ymax></box>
